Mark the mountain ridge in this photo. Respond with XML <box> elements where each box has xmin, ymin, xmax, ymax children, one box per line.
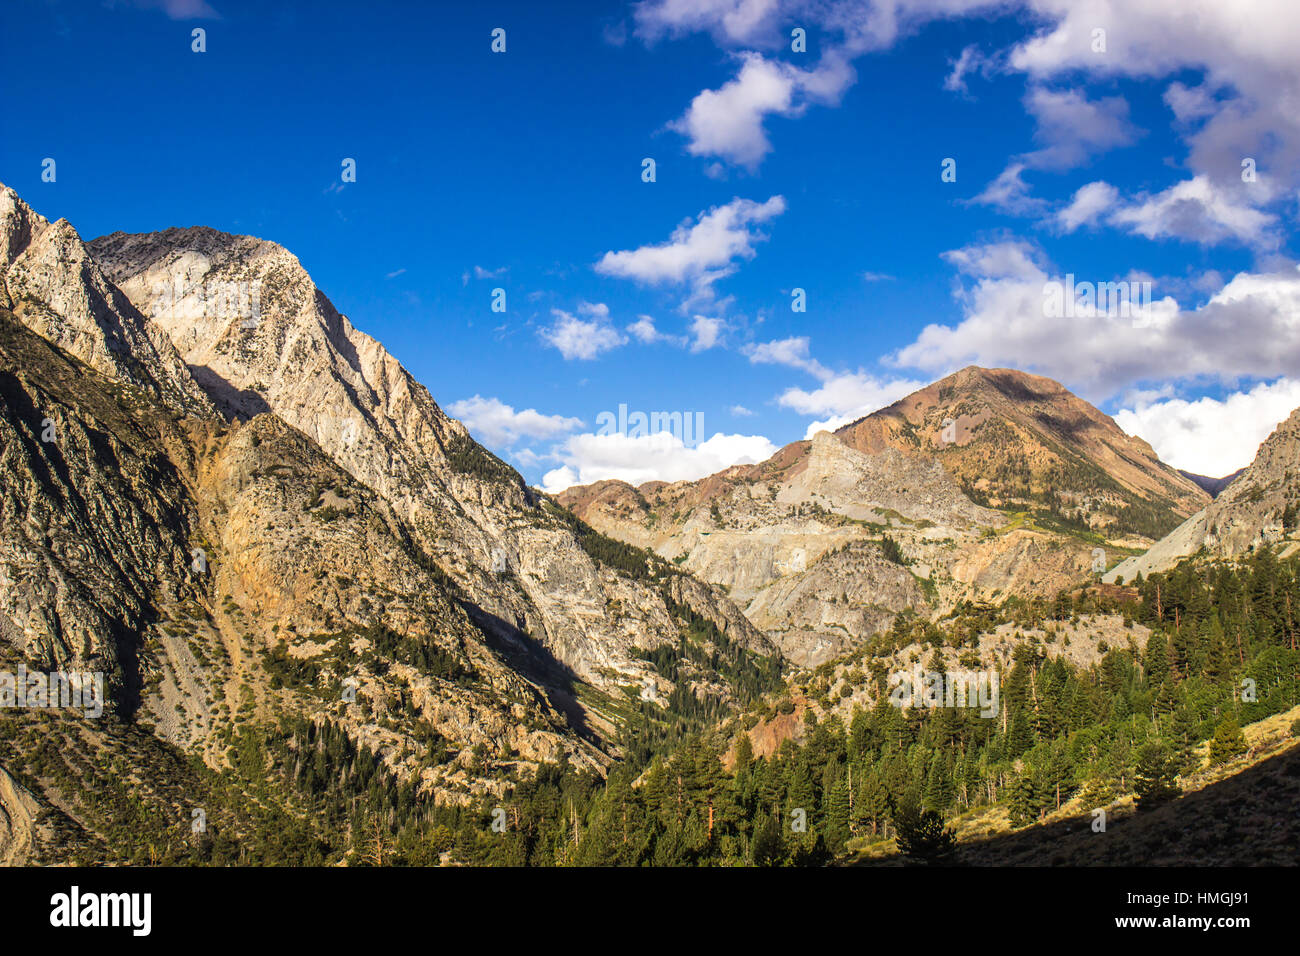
<box><xmin>559</xmin><ymin>366</ymin><xmax>1211</xmax><ymax>663</ymax></box>
<box><xmin>0</xmin><ymin>185</ymin><xmax>780</xmax><ymax>823</ymax></box>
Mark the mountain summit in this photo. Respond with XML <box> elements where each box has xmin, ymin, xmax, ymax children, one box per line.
<box><xmin>835</xmin><ymin>366</ymin><xmax>1209</xmax><ymax>543</ymax></box>
<box><xmin>560</xmin><ymin>367</ymin><xmax>1212</xmax><ymax>664</ymax></box>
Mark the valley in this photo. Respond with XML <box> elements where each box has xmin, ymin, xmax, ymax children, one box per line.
<box><xmin>1</xmin><ymin>181</ymin><xmax>1297</xmax><ymax>868</ymax></box>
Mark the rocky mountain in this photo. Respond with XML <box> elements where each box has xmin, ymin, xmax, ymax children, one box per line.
<box><xmin>561</xmin><ymin>369</ymin><xmax>1206</xmax><ymax>665</ymax></box>
<box><xmin>834</xmin><ymin>366</ymin><xmax>1209</xmax><ymax>544</ymax></box>
<box><xmin>0</xmin><ymin>183</ymin><xmax>780</xmax><ymax>858</ymax></box>
<box><xmin>85</xmin><ymin>224</ymin><xmax>772</xmax><ymax>693</ymax></box>
<box><xmin>1106</xmin><ymin>407</ymin><xmax>1300</xmax><ymax>582</ymax></box>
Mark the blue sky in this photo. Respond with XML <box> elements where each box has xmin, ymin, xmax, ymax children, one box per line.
<box><xmin>4</xmin><ymin>0</ymin><xmax>1300</xmax><ymax>487</ymax></box>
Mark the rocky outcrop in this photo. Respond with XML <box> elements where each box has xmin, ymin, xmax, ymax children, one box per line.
<box><xmin>744</xmin><ymin>541</ymin><xmax>927</xmax><ymax>667</ymax></box>
<box><xmin>562</xmin><ymin>430</ymin><xmax>1008</xmax><ymax>662</ymax></box>
<box><xmin>1107</xmin><ymin>406</ymin><xmax>1300</xmax><ymax>582</ymax></box>
<box><xmin>0</xmin><ymin>186</ymin><xmax>215</xmax><ymax>418</ymax></box>
<box><xmin>0</xmin><ymin>307</ymin><xmax>199</xmax><ymax>705</ymax></box>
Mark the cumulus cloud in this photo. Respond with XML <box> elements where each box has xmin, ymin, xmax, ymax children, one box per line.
<box><xmin>627</xmin><ymin>314</ymin><xmax>688</xmax><ymax>346</ymax></box>
<box><xmin>541</xmin><ymin>430</ymin><xmax>779</xmax><ymax>491</ymax></box>
<box><xmin>744</xmin><ymin>335</ymin><xmax>830</xmax><ymax>378</ymax></box>
<box><xmin>942</xmin><ymin>239</ymin><xmax>1046</xmax><ymax>280</ymax></box>
<box><xmin>594</xmin><ymin>195</ymin><xmax>786</xmax><ymax>306</ymax></box>
<box><xmin>539</xmin><ymin>306</ymin><xmax>628</xmax><ymax>360</ymax></box>
<box><xmin>1115</xmin><ymin>378</ymin><xmax>1300</xmax><ymax>476</ymax></box>
<box><xmin>447</xmin><ymin>396</ymin><xmax>583</xmax><ymax>448</ymax></box>
<box><xmin>689</xmin><ymin>315</ymin><xmax>727</xmax><ymax>351</ymax></box>
<box><xmin>1056</xmin><ymin>180</ymin><xmax>1119</xmax><ymax>232</ymax></box>
<box><xmin>1007</xmin><ymin>1</ymin><xmax>1300</xmax><ymax>211</ymax></box>
<box><xmin>668</xmin><ymin>52</ymin><xmax>855</xmax><ymax>168</ymax></box>
<box><xmin>777</xmin><ymin>370</ymin><xmax>924</xmax><ymax>436</ymax></box>
<box><xmin>1109</xmin><ymin>175</ymin><xmax>1278</xmax><ymax>247</ymax></box>
<box><xmin>892</xmin><ymin>242</ymin><xmax>1300</xmax><ymax>400</ymax></box>
<box><xmin>642</xmin><ymin>1</ymin><xmax>1300</xmax><ymax>238</ymax></box>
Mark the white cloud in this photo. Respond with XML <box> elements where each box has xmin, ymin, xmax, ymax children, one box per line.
<box><xmin>122</xmin><ymin>0</ymin><xmax>220</xmax><ymax>19</ymax></box>
<box><xmin>447</xmin><ymin>396</ymin><xmax>583</xmax><ymax>447</ymax></box>
<box><xmin>942</xmin><ymin>239</ymin><xmax>1046</xmax><ymax>281</ymax></box>
<box><xmin>539</xmin><ymin>307</ymin><xmax>628</xmax><ymax>360</ymax></box>
<box><xmin>636</xmin><ymin>0</ymin><xmax>1004</xmax><ymax>55</ymax></box>
<box><xmin>1021</xmin><ymin>86</ymin><xmax>1139</xmax><ymax>171</ymax></box>
<box><xmin>1115</xmin><ymin>378</ymin><xmax>1300</xmax><ymax>476</ymax></box>
<box><xmin>892</xmin><ymin>243</ymin><xmax>1300</xmax><ymax>400</ymax></box>
<box><xmin>627</xmin><ymin>314</ymin><xmax>687</xmax><ymax>346</ymax></box>
<box><xmin>635</xmin><ymin>0</ymin><xmax>785</xmax><ymax>46</ymax></box>
<box><xmin>463</xmin><ymin>265</ymin><xmax>508</xmax><ymax>284</ymax></box>
<box><xmin>1163</xmin><ymin>81</ymin><xmax>1218</xmax><ymax>123</ymax></box>
<box><xmin>744</xmin><ymin>335</ymin><xmax>830</xmax><ymax>378</ymax></box>
<box><xmin>730</xmin><ymin>404</ymin><xmax>755</xmax><ymax>416</ymax></box>
<box><xmin>689</xmin><ymin>315</ymin><xmax>727</xmax><ymax>351</ymax></box>
<box><xmin>777</xmin><ymin>370</ymin><xmax>924</xmax><ymax>436</ymax></box>
<box><xmin>944</xmin><ymin>44</ymin><xmax>991</xmax><ymax>94</ymax></box>
<box><xmin>1056</xmin><ymin>180</ymin><xmax>1119</xmax><ymax>232</ymax></box>
<box><xmin>541</xmin><ymin>430</ymin><xmax>779</xmax><ymax>491</ymax></box>
<box><xmin>669</xmin><ymin>54</ymin><xmax>791</xmax><ymax>168</ymax></box>
<box><xmin>968</xmin><ymin>163</ymin><xmax>1047</xmax><ymax>216</ymax></box>
<box><xmin>667</xmin><ymin>52</ymin><xmax>855</xmax><ymax>168</ymax></box>
<box><xmin>595</xmin><ymin>195</ymin><xmax>786</xmax><ymax>305</ymax></box>
<box><xmin>1109</xmin><ymin>175</ymin><xmax>1278</xmax><ymax>247</ymax></box>
<box><xmin>641</xmin><ymin>1</ymin><xmax>1300</xmax><ymax>234</ymax></box>
<box><xmin>861</xmin><ymin>270</ymin><xmax>895</xmax><ymax>282</ymax></box>
<box><xmin>1006</xmin><ymin>0</ymin><xmax>1300</xmax><ymax>208</ymax></box>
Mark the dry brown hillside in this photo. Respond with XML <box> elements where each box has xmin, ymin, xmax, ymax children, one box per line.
<box><xmin>835</xmin><ymin>366</ymin><xmax>1208</xmax><ymax>543</ymax></box>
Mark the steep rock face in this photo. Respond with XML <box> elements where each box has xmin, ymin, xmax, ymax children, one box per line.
<box><xmin>87</xmin><ymin>226</ymin><xmax>773</xmax><ymax>692</ymax></box>
<box><xmin>835</xmin><ymin>366</ymin><xmax>1208</xmax><ymax>544</ymax></box>
<box><xmin>743</xmin><ymin>542</ymin><xmax>927</xmax><ymax>667</ymax></box>
<box><xmin>0</xmin><ymin>308</ymin><xmax>199</xmax><ymax>707</ymax></box>
<box><xmin>0</xmin><ymin>186</ymin><xmax>214</xmax><ymax>418</ymax></box>
<box><xmin>0</xmin><ymin>306</ymin><xmax>604</xmax><ymax>799</ymax></box>
<box><xmin>1107</xmin><ymin>407</ymin><xmax>1300</xmax><ymax>582</ymax></box>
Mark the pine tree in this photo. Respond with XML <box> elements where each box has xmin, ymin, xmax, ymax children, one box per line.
<box><xmin>750</xmin><ymin>812</ymin><xmax>781</xmax><ymax>866</ymax></box>
<box><xmin>825</xmin><ymin>773</ymin><xmax>851</xmax><ymax>853</ymax></box>
<box><xmin>892</xmin><ymin>797</ymin><xmax>955</xmax><ymax>864</ymax></box>
<box><xmin>1144</xmin><ymin>631</ymin><xmax>1170</xmax><ymax>686</ymax></box>
<box><xmin>1208</xmin><ymin>716</ymin><xmax>1247</xmax><ymax>765</ymax></box>
<box><xmin>1133</xmin><ymin>742</ymin><xmax>1181</xmax><ymax>809</ymax></box>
